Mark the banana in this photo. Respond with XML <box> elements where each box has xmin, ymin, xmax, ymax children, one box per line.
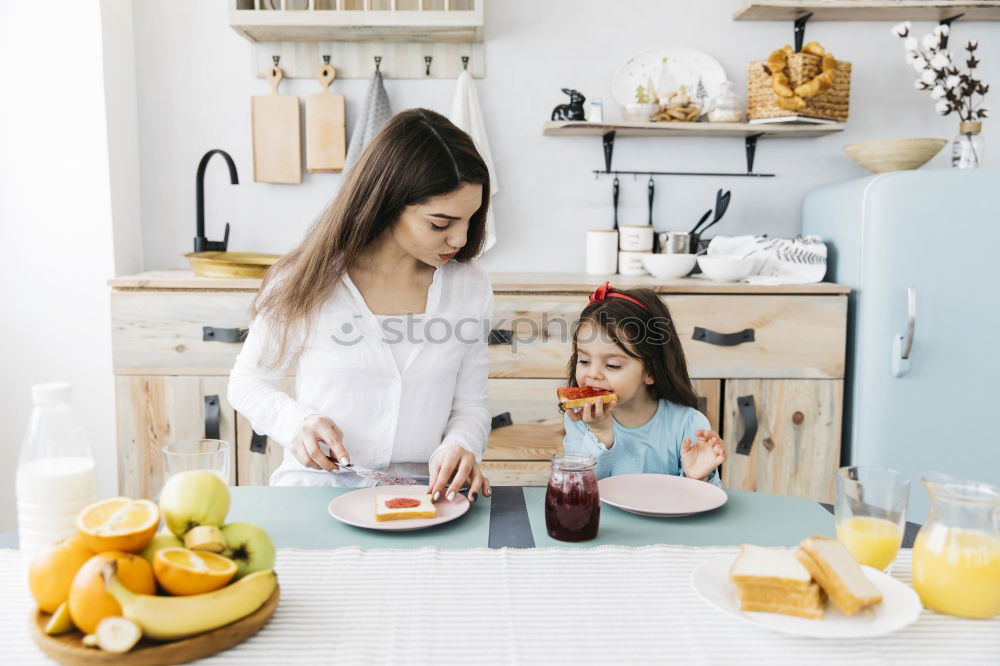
<box><xmin>184</xmin><ymin>525</ymin><xmax>226</xmax><ymax>553</ymax></box>
<box><xmin>101</xmin><ymin>561</ymin><xmax>276</xmax><ymax>641</ymax></box>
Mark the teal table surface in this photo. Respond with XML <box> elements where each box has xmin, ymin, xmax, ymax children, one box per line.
<box><xmin>226</xmin><ymin>487</ymin><xmax>493</xmax><ymax>549</ymax></box>
<box><xmin>524</xmin><ymin>487</ymin><xmax>835</xmax><ymax>548</ymax></box>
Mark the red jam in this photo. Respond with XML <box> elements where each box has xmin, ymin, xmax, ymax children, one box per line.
<box><xmin>545</xmin><ymin>455</ymin><xmax>600</xmax><ymax>542</ymax></box>
<box><xmin>559</xmin><ymin>386</ymin><xmax>611</xmax><ymax>401</ymax></box>
<box><xmin>385</xmin><ymin>498</ymin><xmax>421</xmax><ymax>509</ymax></box>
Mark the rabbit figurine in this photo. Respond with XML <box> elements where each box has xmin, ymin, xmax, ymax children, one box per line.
<box><xmin>551</xmin><ymin>88</ymin><xmax>587</xmax><ymax>121</ymax></box>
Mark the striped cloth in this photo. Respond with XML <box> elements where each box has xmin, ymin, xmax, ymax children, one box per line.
<box><xmin>3</xmin><ymin>546</ymin><xmax>997</xmax><ymax>664</ymax></box>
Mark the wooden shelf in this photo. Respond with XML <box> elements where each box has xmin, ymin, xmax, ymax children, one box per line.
<box><xmin>734</xmin><ymin>1</ymin><xmax>1000</xmax><ymax>22</ymax></box>
<box><xmin>228</xmin><ymin>7</ymin><xmax>484</xmax><ymax>42</ymax></box>
<box><xmin>543</xmin><ymin>121</ymin><xmax>845</xmax><ymax>139</ymax></box>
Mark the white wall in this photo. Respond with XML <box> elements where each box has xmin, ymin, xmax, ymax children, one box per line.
<box><xmin>0</xmin><ymin>1</ymin><xmax>120</xmax><ymax>531</ymax></box>
<box><xmin>131</xmin><ymin>0</ymin><xmax>999</xmax><ymax>273</ymax></box>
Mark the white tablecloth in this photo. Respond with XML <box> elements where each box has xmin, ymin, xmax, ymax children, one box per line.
<box><xmin>3</xmin><ymin>546</ymin><xmax>997</xmax><ymax>664</ymax></box>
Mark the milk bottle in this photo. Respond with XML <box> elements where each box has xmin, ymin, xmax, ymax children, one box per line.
<box><xmin>16</xmin><ymin>383</ymin><xmax>97</xmax><ymax>561</ymax></box>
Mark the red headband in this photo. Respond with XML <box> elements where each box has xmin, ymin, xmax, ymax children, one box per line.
<box><xmin>588</xmin><ymin>282</ymin><xmax>649</xmax><ymax>311</ymax></box>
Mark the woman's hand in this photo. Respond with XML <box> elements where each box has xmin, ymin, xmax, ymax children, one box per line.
<box><xmin>290</xmin><ymin>414</ymin><xmax>349</xmax><ymax>471</ymax></box>
<box><xmin>681</xmin><ymin>429</ymin><xmax>727</xmax><ymax>482</ymax></box>
<box><xmin>428</xmin><ymin>445</ymin><xmax>491</xmax><ymax>503</ymax></box>
<box><xmin>565</xmin><ymin>399</ymin><xmax>617</xmax><ymax>448</ymax></box>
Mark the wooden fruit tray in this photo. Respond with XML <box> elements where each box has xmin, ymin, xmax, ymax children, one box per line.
<box><xmin>28</xmin><ymin>586</ymin><xmax>279</xmax><ymax>665</ymax></box>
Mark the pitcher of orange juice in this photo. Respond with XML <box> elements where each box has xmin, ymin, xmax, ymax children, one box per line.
<box><xmin>912</xmin><ymin>473</ymin><xmax>1000</xmax><ymax>619</ymax></box>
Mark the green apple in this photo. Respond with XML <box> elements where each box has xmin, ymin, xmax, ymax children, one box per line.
<box><xmin>138</xmin><ymin>532</ymin><xmax>183</xmax><ymax>564</ymax></box>
<box><xmin>221</xmin><ymin>523</ymin><xmax>275</xmax><ymax>579</ymax></box>
<box><xmin>159</xmin><ymin>470</ymin><xmax>230</xmax><ymax>537</ymax></box>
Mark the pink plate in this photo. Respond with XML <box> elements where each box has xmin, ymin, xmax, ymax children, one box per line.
<box><xmin>327</xmin><ymin>485</ymin><xmax>470</xmax><ymax>531</ymax></box>
<box><xmin>598</xmin><ymin>473</ymin><xmax>728</xmax><ymax>517</ymax></box>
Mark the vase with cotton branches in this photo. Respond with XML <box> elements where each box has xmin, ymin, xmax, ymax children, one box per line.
<box><xmin>893</xmin><ymin>21</ymin><xmax>989</xmax><ymax>168</ymax></box>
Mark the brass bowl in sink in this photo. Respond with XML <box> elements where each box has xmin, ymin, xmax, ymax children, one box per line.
<box><xmin>185</xmin><ymin>252</ymin><xmax>282</xmax><ymax>279</ymax></box>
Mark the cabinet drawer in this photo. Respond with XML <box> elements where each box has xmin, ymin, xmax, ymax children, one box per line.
<box><xmin>667</xmin><ymin>295</ymin><xmax>846</xmax><ymax>379</ymax></box>
<box><xmin>489</xmin><ymin>294</ymin><xmax>846</xmax><ymax>380</ymax></box>
<box><xmin>112</xmin><ymin>291</ymin><xmax>255</xmax><ymax>374</ymax></box>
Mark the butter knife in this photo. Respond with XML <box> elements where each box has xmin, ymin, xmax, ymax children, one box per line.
<box><xmin>318</xmin><ymin>442</ymin><xmax>419</xmax><ymax>485</ymax></box>
<box><xmin>339</xmin><ymin>463</ymin><xmax>419</xmax><ymax>486</ymax></box>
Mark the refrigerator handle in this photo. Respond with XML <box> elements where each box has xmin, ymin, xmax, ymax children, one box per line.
<box><xmin>892</xmin><ymin>287</ymin><xmax>916</xmax><ymax>377</ymax></box>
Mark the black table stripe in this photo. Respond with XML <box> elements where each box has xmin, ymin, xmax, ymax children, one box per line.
<box><xmin>488</xmin><ymin>486</ymin><xmax>535</xmax><ymax>549</ymax></box>
<box><xmin>818</xmin><ymin>502</ymin><xmax>920</xmax><ymax>548</ymax></box>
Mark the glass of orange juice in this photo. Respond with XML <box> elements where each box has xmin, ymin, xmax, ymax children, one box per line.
<box><xmin>835</xmin><ymin>466</ymin><xmax>909</xmax><ymax>572</ymax></box>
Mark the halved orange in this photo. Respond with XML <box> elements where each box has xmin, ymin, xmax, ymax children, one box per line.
<box><xmin>75</xmin><ymin>497</ymin><xmax>159</xmax><ymax>553</ymax></box>
<box><xmin>153</xmin><ymin>547</ymin><xmax>237</xmax><ymax>596</ymax></box>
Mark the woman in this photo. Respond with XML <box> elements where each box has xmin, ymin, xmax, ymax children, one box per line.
<box><xmin>228</xmin><ymin>108</ymin><xmax>493</xmax><ymax>502</ymax></box>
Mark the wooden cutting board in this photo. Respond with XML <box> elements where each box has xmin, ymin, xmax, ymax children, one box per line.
<box><xmin>28</xmin><ymin>586</ymin><xmax>279</xmax><ymax>665</ymax></box>
<box><xmin>252</xmin><ymin>66</ymin><xmax>301</xmax><ymax>184</ymax></box>
<box><xmin>306</xmin><ymin>62</ymin><xmax>346</xmax><ymax>173</ymax></box>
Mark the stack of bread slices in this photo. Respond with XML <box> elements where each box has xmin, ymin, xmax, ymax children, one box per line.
<box><xmin>729</xmin><ymin>536</ymin><xmax>883</xmax><ymax>619</ymax></box>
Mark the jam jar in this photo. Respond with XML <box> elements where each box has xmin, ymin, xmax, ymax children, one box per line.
<box><xmin>545</xmin><ymin>453</ymin><xmax>600</xmax><ymax>542</ymax></box>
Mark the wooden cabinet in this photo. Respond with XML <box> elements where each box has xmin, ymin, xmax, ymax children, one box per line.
<box><xmin>721</xmin><ymin>379</ymin><xmax>844</xmax><ymax>503</ymax></box>
<box><xmin>114</xmin><ymin>376</ymin><xmax>237</xmax><ymax>499</ymax></box>
<box><xmin>110</xmin><ymin>271</ymin><xmax>849</xmax><ymax>501</ymax></box>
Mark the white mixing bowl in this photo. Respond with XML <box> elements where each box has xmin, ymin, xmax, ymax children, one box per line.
<box><xmin>642</xmin><ymin>253</ymin><xmax>697</xmax><ymax>279</ymax></box>
<box><xmin>697</xmin><ymin>255</ymin><xmax>754</xmax><ymax>282</ymax></box>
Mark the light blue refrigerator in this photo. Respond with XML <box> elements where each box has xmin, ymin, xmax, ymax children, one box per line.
<box><xmin>802</xmin><ymin>169</ymin><xmax>1000</xmax><ymax>522</ymax></box>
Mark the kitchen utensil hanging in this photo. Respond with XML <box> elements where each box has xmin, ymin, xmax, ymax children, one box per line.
<box><xmin>252</xmin><ymin>57</ymin><xmax>302</xmax><ymax>184</ymax></box>
<box><xmin>612</xmin><ymin>177</ymin><xmax>620</xmax><ymax>231</ymax></box>
<box><xmin>306</xmin><ymin>56</ymin><xmax>346</xmax><ymax>173</ymax></box>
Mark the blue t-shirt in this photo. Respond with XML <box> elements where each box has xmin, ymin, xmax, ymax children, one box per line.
<box><xmin>563</xmin><ymin>399</ymin><xmax>721</xmax><ymax>486</ymax></box>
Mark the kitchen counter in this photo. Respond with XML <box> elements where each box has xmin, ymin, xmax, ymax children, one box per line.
<box><xmin>108</xmin><ymin>269</ymin><xmax>849</xmax><ymax>294</ymax></box>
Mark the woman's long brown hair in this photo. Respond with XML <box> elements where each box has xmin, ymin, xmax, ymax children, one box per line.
<box><xmin>250</xmin><ymin>108</ymin><xmax>491</xmax><ymax>368</ymax></box>
<box><xmin>565</xmin><ymin>287</ymin><xmax>699</xmax><ymax>409</ymax></box>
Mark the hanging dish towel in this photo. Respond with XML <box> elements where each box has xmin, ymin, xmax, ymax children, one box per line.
<box><xmin>707</xmin><ymin>235</ymin><xmax>828</xmax><ymax>284</ymax></box>
<box><xmin>450</xmin><ymin>69</ymin><xmax>498</xmax><ymax>253</ymax></box>
<box><xmin>343</xmin><ymin>69</ymin><xmax>393</xmax><ymax>173</ymax></box>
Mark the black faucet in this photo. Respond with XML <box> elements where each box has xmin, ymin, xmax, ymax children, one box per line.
<box><xmin>194</xmin><ymin>149</ymin><xmax>238</xmax><ymax>253</ymax></box>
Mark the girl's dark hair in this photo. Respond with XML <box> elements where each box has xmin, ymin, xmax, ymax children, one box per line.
<box><xmin>566</xmin><ymin>287</ymin><xmax>698</xmax><ymax>409</ymax></box>
<box><xmin>250</xmin><ymin>108</ymin><xmax>490</xmax><ymax>368</ymax></box>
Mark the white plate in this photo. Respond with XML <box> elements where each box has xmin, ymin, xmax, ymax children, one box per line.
<box><xmin>328</xmin><ymin>485</ymin><xmax>470</xmax><ymax>532</ymax></box>
<box><xmin>691</xmin><ymin>554</ymin><xmax>923</xmax><ymax>638</ymax></box>
<box><xmin>612</xmin><ymin>46</ymin><xmax>727</xmax><ymax>109</ymax></box>
<box><xmin>598</xmin><ymin>473</ymin><xmax>728</xmax><ymax>517</ymax></box>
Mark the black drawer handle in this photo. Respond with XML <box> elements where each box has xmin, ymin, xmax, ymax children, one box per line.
<box><xmin>204</xmin><ymin>394</ymin><xmax>220</xmax><ymax>440</ymax></box>
<box><xmin>735</xmin><ymin>395</ymin><xmax>757</xmax><ymax>456</ymax></box>
<box><xmin>250</xmin><ymin>431</ymin><xmax>268</xmax><ymax>454</ymax></box>
<box><xmin>491</xmin><ymin>412</ymin><xmax>513</xmax><ymax>430</ymax></box>
<box><xmin>488</xmin><ymin>329</ymin><xmax>514</xmax><ymax>346</ymax></box>
<box><xmin>203</xmin><ymin>326</ymin><xmax>248</xmax><ymax>343</ymax></box>
<box><xmin>692</xmin><ymin>327</ymin><xmax>755</xmax><ymax>346</ymax></box>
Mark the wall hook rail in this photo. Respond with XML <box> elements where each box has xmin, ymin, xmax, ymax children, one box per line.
<box><xmin>939</xmin><ymin>13</ymin><xmax>965</xmax><ymax>49</ymax></box>
<box><xmin>794</xmin><ymin>12</ymin><xmax>813</xmax><ymax>52</ymax></box>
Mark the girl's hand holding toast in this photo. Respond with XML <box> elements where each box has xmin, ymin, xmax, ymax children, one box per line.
<box><xmin>566</xmin><ymin>399</ymin><xmax>617</xmax><ymax>448</ymax></box>
<box><xmin>681</xmin><ymin>429</ymin><xmax>726</xmax><ymax>482</ymax></box>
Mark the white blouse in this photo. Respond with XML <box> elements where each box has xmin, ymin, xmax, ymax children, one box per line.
<box><xmin>227</xmin><ymin>260</ymin><xmax>494</xmax><ymax>487</ymax></box>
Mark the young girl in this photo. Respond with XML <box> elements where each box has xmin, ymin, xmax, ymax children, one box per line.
<box><xmin>562</xmin><ymin>282</ymin><xmax>726</xmax><ymax>485</ymax></box>
<box><xmin>228</xmin><ymin>108</ymin><xmax>493</xmax><ymax>502</ymax></box>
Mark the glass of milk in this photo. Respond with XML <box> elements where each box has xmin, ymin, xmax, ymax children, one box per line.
<box><xmin>16</xmin><ymin>383</ymin><xmax>98</xmax><ymax>562</ymax></box>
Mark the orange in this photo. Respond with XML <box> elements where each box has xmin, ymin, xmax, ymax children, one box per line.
<box><xmin>28</xmin><ymin>533</ymin><xmax>94</xmax><ymax>613</ymax></box>
<box><xmin>68</xmin><ymin>551</ymin><xmax>156</xmax><ymax>634</ymax></box>
<box><xmin>152</xmin><ymin>547</ymin><xmax>237</xmax><ymax>596</ymax></box>
<box><xmin>76</xmin><ymin>497</ymin><xmax>159</xmax><ymax>553</ymax></box>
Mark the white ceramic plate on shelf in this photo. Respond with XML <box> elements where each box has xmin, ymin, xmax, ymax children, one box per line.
<box><xmin>598</xmin><ymin>473</ymin><xmax>728</xmax><ymax>517</ymax></box>
<box><xmin>328</xmin><ymin>485</ymin><xmax>469</xmax><ymax>532</ymax></box>
<box><xmin>691</xmin><ymin>554</ymin><xmax>923</xmax><ymax>638</ymax></box>
<box><xmin>612</xmin><ymin>47</ymin><xmax>728</xmax><ymax>109</ymax></box>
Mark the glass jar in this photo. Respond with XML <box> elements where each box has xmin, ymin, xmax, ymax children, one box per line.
<box><xmin>911</xmin><ymin>472</ymin><xmax>1000</xmax><ymax>619</ymax></box>
<box><xmin>544</xmin><ymin>453</ymin><xmax>600</xmax><ymax>542</ymax></box>
<box><xmin>707</xmin><ymin>80</ymin><xmax>745</xmax><ymax>123</ymax></box>
<box><xmin>952</xmin><ymin>121</ymin><xmax>985</xmax><ymax>168</ymax></box>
